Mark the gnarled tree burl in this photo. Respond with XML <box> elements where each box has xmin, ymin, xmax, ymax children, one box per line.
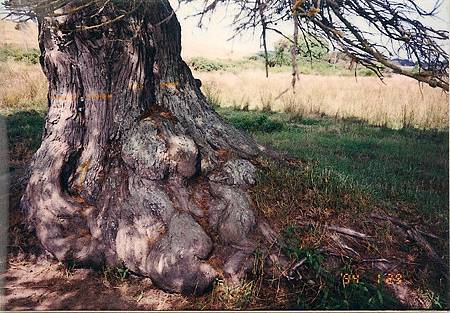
<box><xmin>20</xmin><ymin>0</ymin><xmax>275</xmax><ymax>294</ymax></box>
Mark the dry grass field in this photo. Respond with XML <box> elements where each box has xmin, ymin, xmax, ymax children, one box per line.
<box><xmin>0</xmin><ymin>62</ymin><xmax>46</xmax><ymax>114</ymax></box>
<box><xmin>197</xmin><ymin>69</ymin><xmax>449</xmax><ymax>130</ymax></box>
<box><xmin>0</xmin><ymin>20</ymin><xmax>38</xmax><ymax>50</ymax></box>
<box><xmin>2</xmin><ymin>62</ymin><xmax>446</xmax><ymax>131</ymax></box>
<box><xmin>0</xmin><ymin>18</ymin><xmax>447</xmax><ymax>131</ymax></box>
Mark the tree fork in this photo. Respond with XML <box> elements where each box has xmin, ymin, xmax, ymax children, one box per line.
<box><xmin>21</xmin><ymin>0</ymin><xmax>282</xmax><ymax>295</ymax></box>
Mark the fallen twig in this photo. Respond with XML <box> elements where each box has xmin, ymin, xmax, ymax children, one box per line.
<box><xmin>416</xmin><ymin>229</ymin><xmax>441</xmax><ymax>240</ymax></box>
<box><xmin>370</xmin><ymin>213</ymin><xmax>440</xmax><ymax>240</ymax></box>
<box><xmin>328</xmin><ymin>225</ymin><xmax>374</xmax><ymax>241</ymax></box>
<box><xmin>291</xmin><ymin>258</ymin><xmax>306</xmax><ymax>272</ymax></box>
<box><xmin>371</xmin><ymin>213</ymin><xmax>445</xmax><ymax>269</ymax></box>
<box><xmin>282</xmin><ymin>257</ymin><xmax>307</xmax><ymax>281</ymax></box>
<box><xmin>296</xmin><ymin>221</ymin><xmax>373</xmax><ymax>242</ymax></box>
<box><xmin>359</xmin><ymin>258</ymin><xmax>391</xmax><ymax>263</ymax></box>
<box><xmin>370</xmin><ymin>213</ymin><xmax>410</xmax><ymax>228</ymax></box>
<box><xmin>405</xmin><ymin>228</ymin><xmax>445</xmax><ymax>267</ymax></box>
<box><xmin>330</xmin><ymin>233</ymin><xmax>360</xmax><ymax>257</ymax></box>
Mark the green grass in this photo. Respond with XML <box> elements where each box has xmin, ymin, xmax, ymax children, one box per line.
<box><xmin>216</xmin><ymin>106</ymin><xmax>448</xmax><ymax>309</ymax></box>
<box><xmin>0</xmin><ymin>44</ymin><xmax>40</xmax><ymax>64</ymax></box>
<box><xmin>218</xmin><ymin>107</ymin><xmax>448</xmax><ymax>229</ymax></box>
<box><xmin>5</xmin><ymin>110</ymin><xmax>45</xmax><ymax>168</ymax></box>
<box><xmin>224</xmin><ymin>111</ymin><xmax>284</xmax><ymax>132</ymax></box>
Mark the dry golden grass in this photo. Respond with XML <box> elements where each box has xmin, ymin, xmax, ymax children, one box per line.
<box><xmin>197</xmin><ymin>69</ymin><xmax>449</xmax><ymax>129</ymax></box>
<box><xmin>0</xmin><ymin>61</ymin><xmax>47</xmax><ymax>113</ymax></box>
<box><xmin>0</xmin><ymin>20</ymin><xmax>39</xmax><ymax>50</ymax></box>
<box><xmin>0</xmin><ymin>20</ymin><xmax>447</xmax><ymax>130</ymax></box>
<box><xmin>0</xmin><ymin>57</ymin><xmax>447</xmax><ymax>131</ymax></box>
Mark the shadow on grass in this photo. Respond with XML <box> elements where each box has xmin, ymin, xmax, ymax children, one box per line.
<box><xmin>5</xmin><ymin>110</ymin><xmax>45</xmax><ymax>169</ymax></box>
<box><xmin>5</xmin><ymin>110</ymin><xmax>46</xmax><ymax>261</ymax></box>
<box><xmin>6</xmin><ymin>110</ymin><xmax>45</xmax><ymax>148</ymax></box>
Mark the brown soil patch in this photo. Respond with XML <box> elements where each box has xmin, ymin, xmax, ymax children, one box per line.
<box><xmin>1</xmin><ymin>258</ymin><xmax>187</xmax><ymax>311</ymax></box>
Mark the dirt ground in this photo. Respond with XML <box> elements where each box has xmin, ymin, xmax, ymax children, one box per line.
<box><xmin>1</xmin><ymin>256</ymin><xmax>188</xmax><ymax>311</ymax></box>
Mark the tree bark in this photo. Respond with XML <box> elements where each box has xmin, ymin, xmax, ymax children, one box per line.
<box><xmin>22</xmin><ymin>0</ymin><xmax>275</xmax><ymax>295</ymax></box>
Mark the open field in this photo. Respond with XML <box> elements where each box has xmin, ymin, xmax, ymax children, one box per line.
<box><xmin>0</xmin><ymin>21</ymin><xmax>38</xmax><ymax>50</ymax></box>
<box><xmin>0</xmin><ymin>47</ymin><xmax>448</xmax><ymax>309</ymax></box>
<box><xmin>197</xmin><ymin>69</ymin><xmax>448</xmax><ymax>130</ymax></box>
<box><xmin>1</xmin><ymin>57</ymin><xmax>447</xmax><ymax>131</ymax></box>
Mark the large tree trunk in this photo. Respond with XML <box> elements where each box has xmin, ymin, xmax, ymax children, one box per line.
<box><xmin>22</xmin><ymin>0</ymin><xmax>277</xmax><ymax>295</ymax></box>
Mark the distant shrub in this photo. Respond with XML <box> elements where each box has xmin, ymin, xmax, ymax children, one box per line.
<box><xmin>271</xmin><ymin>41</ymin><xmax>291</xmax><ymax>67</ymax></box>
<box><xmin>247</xmin><ymin>55</ymin><xmax>260</xmax><ymax>61</ymax></box>
<box><xmin>297</xmin><ymin>36</ymin><xmax>329</xmax><ymax>60</ymax></box>
<box><xmin>265</xmin><ymin>35</ymin><xmax>329</xmax><ymax>67</ymax></box>
<box><xmin>188</xmin><ymin>57</ymin><xmax>228</xmax><ymax>72</ymax></box>
<box><xmin>0</xmin><ymin>44</ymin><xmax>40</xmax><ymax>64</ymax></box>
<box><xmin>358</xmin><ymin>68</ymin><xmax>377</xmax><ymax>77</ymax></box>
<box><xmin>16</xmin><ymin>51</ymin><xmax>39</xmax><ymax>64</ymax></box>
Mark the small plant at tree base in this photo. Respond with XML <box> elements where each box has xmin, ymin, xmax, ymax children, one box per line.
<box><xmin>211</xmin><ymin>279</ymin><xmax>255</xmax><ymax>310</ymax></box>
<box><xmin>102</xmin><ymin>264</ymin><xmax>130</xmax><ymax>285</ymax></box>
<box><xmin>117</xmin><ymin>266</ymin><xmax>130</xmax><ymax>281</ymax></box>
<box><xmin>62</xmin><ymin>261</ymin><xmax>76</xmax><ymax>278</ymax></box>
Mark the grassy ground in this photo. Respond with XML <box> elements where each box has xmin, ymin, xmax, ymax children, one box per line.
<box><xmin>219</xmin><ymin>109</ymin><xmax>448</xmax><ymax>225</ymax></box>
<box><xmin>215</xmin><ymin>107</ymin><xmax>448</xmax><ymax>309</ymax></box>
<box><xmin>3</xmin><ymin>103</ymin><xmax>448</xmax><ymax>309</ymax></box>
<box><xmin>1</xmin><ymin>53</ymin><xmax>448</xmax><ymax>309</ymax></box>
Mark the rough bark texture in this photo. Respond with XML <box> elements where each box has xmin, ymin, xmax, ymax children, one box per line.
<box><xmin>22</xmin><ymin>0</ymin><xmax>275</xmax><ymax>295</ymax></box>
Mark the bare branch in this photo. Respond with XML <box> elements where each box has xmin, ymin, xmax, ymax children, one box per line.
<box><xmin>180</xmin><ymin>0</ymin><xmax>449</xmax><ymax>90</ymax></box>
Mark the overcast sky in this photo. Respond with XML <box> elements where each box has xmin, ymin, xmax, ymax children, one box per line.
<box><xmin>171</xmin><ymin>0</ymin><xmax>449</xmax><ymax>59</ymax></box>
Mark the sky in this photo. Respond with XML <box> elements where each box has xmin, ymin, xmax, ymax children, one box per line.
<box><xmin>171</xmin><ymin>0</ymin><xmax>293</xmax><ymax>59</ymax></box>
<box><xmin>0</xmin><ymin>0</ymin><xmax>448</xmax><ymax>59</ymax></box>
<box><xmin>171</xmin><ymin>0</ymin><xmax>449</xmax><ymax>60</ymax></box>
